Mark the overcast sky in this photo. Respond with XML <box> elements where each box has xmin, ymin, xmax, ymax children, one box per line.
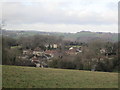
<box><xmin>0</xmin><ymin>0</ymin><xmax>119</xmax><ymax>33</ymax></box>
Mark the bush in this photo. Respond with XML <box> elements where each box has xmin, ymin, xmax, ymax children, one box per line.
<box><xmin>15</xmin><ymin>59</ymin><xmax>36</xmax><ymax>67</ymax></box>
<box><xmin>58</xmin><ymin>60</ymin><xmax>76</xmax><ymax>69</ymax></box>
<box><xmin>48</xmin><ymin>59</ymin><xmax>59</xmax><ymax>68</ymax></box>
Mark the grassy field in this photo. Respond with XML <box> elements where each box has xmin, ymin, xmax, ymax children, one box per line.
<box><xmin>2</xmin><ymin>65</ymin><xmax>118</xmax><ymax>88</ymax></box>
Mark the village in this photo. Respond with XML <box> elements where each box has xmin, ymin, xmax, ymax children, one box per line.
<box><xmin>16</xmin><ymin>40</ymin><xmax>117</xmax><ymax>71</ymax></box>
<box><xmin>18</xmin><ymin>42</ymin><xmax>83</xmax><ymax>67</ymax></box>
<box><xmin>2</xmin><ymin>32</ymin><xmax>118</xmax><ymax>72</ymax></box>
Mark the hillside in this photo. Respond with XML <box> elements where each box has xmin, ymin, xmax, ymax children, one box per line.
<box><xmin>2</xmin><ymin>30</ymin><xmax>118</xmax><ymax>42</ymax></box>
<box><xmin>2</xmin><ymin>65</ymin><xmax>118</xmax><ymax>88</ymax></box>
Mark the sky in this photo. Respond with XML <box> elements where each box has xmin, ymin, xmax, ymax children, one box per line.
<box><xmin>0</xmin><ymin>0</ymin><xmax>119</xmax><ymax>33</ymax></box>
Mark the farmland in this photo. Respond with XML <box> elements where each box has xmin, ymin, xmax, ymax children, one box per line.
<box><xmin>2</xmin><ymin>65</ymin><xmax>118</xmax><ymax>88</ymax></box>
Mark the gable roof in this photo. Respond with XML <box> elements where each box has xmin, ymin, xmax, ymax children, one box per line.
<box><xmin>44</xmin><ymin>50</ymin><xmax>58</xmax><ymax>54</ymax></box>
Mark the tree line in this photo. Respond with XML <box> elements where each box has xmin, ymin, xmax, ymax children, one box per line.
<box><xmin>2</xmin><ymin>35</ymin><xmax>120</xmax><ymax>72</ymax></box>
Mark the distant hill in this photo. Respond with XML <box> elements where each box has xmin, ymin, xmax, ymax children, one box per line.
<box><xmin>2</xmin><ymin>30</ymin><xmax>119</xmax><ymax>42</ymax></box>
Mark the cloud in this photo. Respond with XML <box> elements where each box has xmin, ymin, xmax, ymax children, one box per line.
<box><xmin>1</xmin><ymin>0</ymin><xmax>119</xmax><ymax>33</ymax></box>
<box><xmin>2</xmin><ymin>2</ymin><xmax>117</xmax><ymax>25</ymax></box>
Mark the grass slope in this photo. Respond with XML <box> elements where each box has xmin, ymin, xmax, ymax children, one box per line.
<box><xmin>2</xmin><ymin>65</ymin><xmax>118</xmax><ymax>88</ymax></box>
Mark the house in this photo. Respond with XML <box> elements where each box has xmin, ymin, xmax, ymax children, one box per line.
<box><xmin>45</xmin><ymin>44</ymin><xmax>49</xmax><ymax>48</ymax></box>
<box><xmin>33</xmin><ymin>47</ymin><xmax>44</xmax><ymax>56</ymax></box>
<box><xmin>66</xmin><ymin>47</ymin><xmax>82</xmax><ymax>55</ymax></box>
<box><xmin>30</xmin><ymin>56</ymin><xmax>41</xmax><ymax>67</ymax></box>
<box><xmin>53</xmin><ymin>44</ymin><xmax>58</xmax><ymax>48</ymax></box>
<box><xmin>23</xmin><ymin>49</ymin><xmax>33</xmax><ymax>55</ymax></box>
<box><xmin>65</xmin><ymin>49</ymin><xmax>78</xmax><ymax>55</ymax></box>
<box><xmin>44</xmin><ymin>53</ymin><xmax>53</xmax><ymax>59</ymax></box>
<box><xmin>31</xmin><ymin>56</ymin><xmax>48</xmax><ymax>68</ymax></box>
<box><xmin>45</xmin><ymin>44</ymin><xmax>58</xmax><ymax>49</ymax></box>
<box><xmin>69</xmin><ymin>47</ymin><xmax>73</xmax><ymax>50</ymax></box>
<box><xmin>100</xmin><ymin>48</ymin><xmax>106</xmax><ymax>54</ymax></box>
<box><xmin>31</xmin><ymin>56</ymin><xmax>40</xmax><ymax>63</ymax></box>
<box><xmin>33</xmin><ymin>51</ymin><xmax>43</xmax><ymax>56</ymax></box>
<box><xmin>76</xmin><ymin>49</ymin><xmax>82</xmax><ymax>52</ymax></box>
<box><xmin>44</xmin><ymin>50</ymin><xmax>58</xmax><ymax>57</ymax></box>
